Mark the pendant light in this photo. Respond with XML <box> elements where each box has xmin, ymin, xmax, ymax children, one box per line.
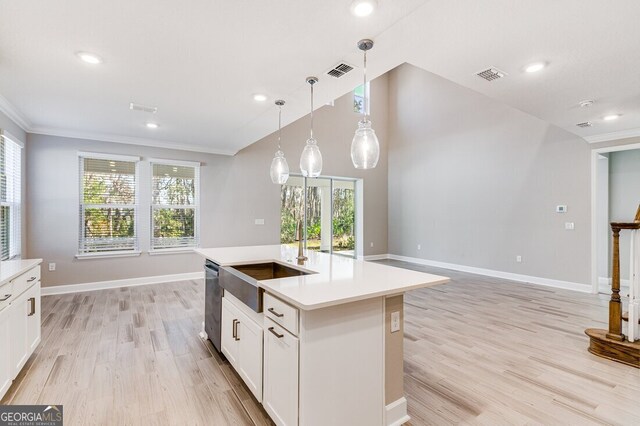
<box><xmin>300</xmin><ymin>76</ymin><xmax>322</xmax><ymax>177</ymax></box>
<box><xmin>270</xmin><ymin>100</ymin><xmax>290</xmax><ymax>184</ymax></box>
<box><xmin>351</xmin><ymin>39</ymin><xmax>380</xmax><ymax>169</ymax></box>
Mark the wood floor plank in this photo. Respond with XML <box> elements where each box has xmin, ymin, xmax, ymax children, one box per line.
<box><xmin>4</xmin><ymin>265</ymin><xmax>638</xmax><ymax>425</ymax></box>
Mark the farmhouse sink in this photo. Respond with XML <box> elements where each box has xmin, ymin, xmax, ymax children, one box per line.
<box><xmin>219</xmin><ymin>262</ymin><xmax>313</xmax><ymax>312</ymax></box>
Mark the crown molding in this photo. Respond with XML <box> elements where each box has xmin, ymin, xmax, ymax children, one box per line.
<box><xmin>584</xmin><ymin>127</ymin><xmax>640</xmax><ymax>144</ymax></box>
<box><xmin>0</xmin><ymin>94</ymin><xmax>32</xmax><ymax>131</ymax></box>
<box><xmin>29</xmin><ymin>126</ymin><xmax>237</xmax><ymax>156</ymax></box>
<box><xmin>0</xmin><ymin>92</ymin><xmax>236</xmax><ymax>155</ymax></box>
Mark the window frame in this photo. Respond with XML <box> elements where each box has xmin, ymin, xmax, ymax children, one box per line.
<box><xmin>148</xmin><ymin>158</ymin><xmax>201</xmax><ymax>253</ymax></box>
<box><xmin>0</xmin><ymin>131</ymin><xmax>23</xmax><ymax>261</ymax></box>
<box><xmin>76</xmin><ymin>151</ymin><xmax>141</xmax><ymax>259</ymax></box>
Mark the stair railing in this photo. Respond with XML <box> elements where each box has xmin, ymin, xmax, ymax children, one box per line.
<box><xmin>608</xmin><ymin>205</ymin><xmax>640</xmax><ymax>342</ymax></box>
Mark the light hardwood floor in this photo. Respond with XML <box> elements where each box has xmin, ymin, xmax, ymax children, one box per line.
<box><xmin>3</xmin><ymin>262</ymin><xmax>639</xmax><ymax>425</ymax></box>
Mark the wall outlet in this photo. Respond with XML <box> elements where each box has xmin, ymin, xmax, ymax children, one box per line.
<box><xmin>516</xmin><ymin>255</ymin><xmax>522</xmax><ymax>263</ymax></box>
<box><xmin>565</xmin><ymin>222</ymin><xmax>575</xmax><ymax>230</ymax></box>
<box><xmin>417</xmin><ymin>244</ymin><xmax>421</xmax><ymax>250</ymax></box>
<box><xmin>391</xmin><ymin>311</ymin><xmax>400</xmax><ymax>333</ymax></box>
<box><xmin>370</xmin><ymin>242</ymin><xmax>374</xmax><ymax>248</ymax></box>
<box><xmin>48</xmin><ymin>262</ymin><xmax>56</xmax><ymax>271</ymax></box>
<box><xmin>254</xmin><ymin>219</ymin><xmax>265</xmax><ymax>225</ymax></box>
<box><xmin>556</xmin><ymin>205</ymin><xmax>567</xmax><ymax>213</ymax></box>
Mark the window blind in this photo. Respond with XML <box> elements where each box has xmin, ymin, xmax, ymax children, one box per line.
<box><xmin>0</xmin><ymin>132</ymin><xmax>22</xmax><ymax>260</ymax></box>
<box><xmin>150</xmin><ymin>161</ymin><xmax>199</xmax><ymax>250</ymax></box>
<box><xmin>78</xmin><ymin>154</ymin><xmax>139</xmax><ymax>254</ymax></box>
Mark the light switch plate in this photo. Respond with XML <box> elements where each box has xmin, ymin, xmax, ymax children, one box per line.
<box><xmin>391</xmin><ymin>311</ymin><xmax>400</xmax><ymax>333</ymax></box>
<box><xmin>254</xmin><ymin>219</ymin><xmax>265</xmax><ymax>225</ymax></box>
<box><xmin>556</xmin><ymin>205</ymin><xmax>567</xmax><ymax>213</ymax></box>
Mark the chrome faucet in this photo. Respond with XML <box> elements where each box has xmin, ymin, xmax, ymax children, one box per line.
<box><xmin>296</xmin><ymin>220</ymin><xmax>308</xmax><ymax>263</ymax></box>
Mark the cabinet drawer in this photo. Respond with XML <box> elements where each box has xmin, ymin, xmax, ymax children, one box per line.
<box><xmin>264</xmin><ymin>293</ymin><xmax>299</xmax><ymax>336</ymax></box>
<box><xmin>11</xmin><ymin>266</ymin><xmax>40</xmax><ymax>298</ymax></box>
<box><xmin>0</xmin><ymin>281</ymin><xmax>13</xmax><ymax>312</ymax></box>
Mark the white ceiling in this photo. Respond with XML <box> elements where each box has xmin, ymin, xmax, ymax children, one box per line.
<box><xmin>1</xmin><ymin>0</ymin><xmax>639</xmax><ymax>153</ymax></box>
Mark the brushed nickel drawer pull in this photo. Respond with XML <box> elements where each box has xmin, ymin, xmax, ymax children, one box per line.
<box><xmin>0</xmin><ymin>294</ymin><xmax>11</xmax><ymax>302</ymax></box>
<box><xmin>232</xmin><ymin>319</ymin><xmax>237</xmax><ymax>339</ymax></box>
<box><xmin>268</xmin><ymin>307</ymin><xmax>284</xmax><ymax>318</ymax></box>
<box><xmin>27</xmin><ymin>276</ymin><xmax>37</xmax><ymax>282</ymax></box>
<box><xmin>234</xmin><ymin>320</ymin><xmax>240</xmax><ymax>341</ymax></box>
<box><xmin>28</xmin><ymin>297</ymin><xmax>36</xmax><ymax>316</ymax></box>
<box><xmin>268</xmin><ymin>327</ymin><xmax>284</xmax><ymax>338</ymax></box>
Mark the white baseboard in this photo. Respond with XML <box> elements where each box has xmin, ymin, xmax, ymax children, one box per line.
<box><xmin>41</xmin><ymin>271</ymin><xmax>204</xmax><ymax>295</ymax></box>
<box><xmin>382</xmin><ymin>254</ymin><xmax>591</xmax><ymax>293</ymax></box>
<box><xmin>386</xmin><ymin>397</ymin><xmax>410</xmax><ymax>426</ymax></box>
<box><xmin>597</xmin><ymin>276</ymin><xmax>631</xmax><ymax>294</ymax></box>
<box><xmin>363</xmin><ymin>254</ymin><xmax>392</xmax><ymax>261</ymax></box>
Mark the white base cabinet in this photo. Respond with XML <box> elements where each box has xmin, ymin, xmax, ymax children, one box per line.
<box><xmin>263</xmin><ymin>318</ymin><xmax>299</xmax><ymax>426</ymax></box>
<box><xmin>221</xmin><ymin>295</ymin><xmax>263</xmax><ymax>402</ymax></box>
<box><xmin>0</xmin><ymin>305</ymin><xmax>12</xmax><ymax>398</ymax></box>
<box><xmin>0</xmin><ymin>261</ymin><xmax>42</xmax><ymax>401</ymax></box>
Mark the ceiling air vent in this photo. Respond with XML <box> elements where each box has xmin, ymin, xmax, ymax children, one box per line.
<box><xmin>476</xmin><ymin>67</ymin><xmax>507</xmax><ymax>81</ymax></box>
<box><xmin>129</xmin><ymin>102</ymin><xmax>158</xmax><ymax>113</ymax></box>
<box><xmin>576</xmin><ymin>121</ymin><xmax>593</xmax><ymax>128</ymax></box>
<box><xmin>327</xmin><ymin>62</ymin><xmax>354</xmax><ymax>78</ymax></box>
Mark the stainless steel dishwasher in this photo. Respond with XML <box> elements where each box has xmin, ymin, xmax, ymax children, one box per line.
<box><xmin>204</xmin><ymin>260</ymin><xmax>222</xmax><ymax>353</ymax></box>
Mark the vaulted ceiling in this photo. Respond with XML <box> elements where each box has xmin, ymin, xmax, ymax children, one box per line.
<box><xmin>1</xmin><ymin>0</ymin><xmax>639</xmax><ymax>153</ymax></box>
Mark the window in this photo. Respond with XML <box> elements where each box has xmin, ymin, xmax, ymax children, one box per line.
<box><xmin>0</xmin><ymin>132</ymin><xmax>22</xmax><ymax>260</ymax></box>
<box><xmin>281</xmin><ymin>176</ymin><xmax>359</xmax><ymax>258</ymax></box>
<box><xmin>78</xmin><ymin>153</ymin><xmax>139</xmax><ymax>255</ymax></box>
<box><xmin>150</xmin><ymin>160</ymin><xmax>199</xmax><ymax>251</ymax></box>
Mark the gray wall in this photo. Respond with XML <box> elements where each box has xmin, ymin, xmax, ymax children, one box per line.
<box><xmin>609</xmin><ymin>149</ymin><xmax>640</xmax><ymax>280</ymax></box>
<box><xmin>0</xmin><ymin>111</ymin><xmax>26</xmax><ymax>143</ymax></box>
<box><xmin>26</xmin><ymin>74</ymin><xmax>389</xmax><ymax>287</ymax></box>
<box><xmin>387</xmin><ymin>64</ymin><xmax>592</xmax><ymax>285</ymax></box>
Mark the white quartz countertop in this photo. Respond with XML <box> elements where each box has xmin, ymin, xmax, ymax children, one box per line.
<box><xmin>195</xmin><ymin>245</ymin><xmax>449</xmax><ymax>310</ymax></box>
<box><xmin>0</xmin><ymin>258</ymin><xmax>43</xmax><ymax>287</ymax></box>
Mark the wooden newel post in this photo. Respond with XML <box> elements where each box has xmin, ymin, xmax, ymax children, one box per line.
<box><xmin>607</xmin><ymin>226</ymin><xmax>624</xmax><ymax>341</ymax></box>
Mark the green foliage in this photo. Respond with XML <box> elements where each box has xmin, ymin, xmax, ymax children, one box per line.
<box><xmin>280</xmin><ymin>183</ymin><xmax>355</xmax><ymax>251</ymax></box>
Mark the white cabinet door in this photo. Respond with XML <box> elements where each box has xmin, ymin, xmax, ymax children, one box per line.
<box><xmin>0</xmin><ymin>306</ymin><xmax>12</xmax><ymax>400</ymax></box>
<box><xmin>221</xmin><ymin>298</ymin><xmax>240</xmax><ymax>367</ymax></box>
<box><xmin>25</xmin><ymin>284</ymin><xmax>41</xmax><ymax>354</ymax></box>
<box><xmin>264</xmin><ymin>319</ymin><xmax>299</xmax><ymax>426</ymax></box>
<box><xmin>9</xmin><ymin>290</ymin><xmax>29</xmax><ymax>376</ymax></box>
<box><xmin>237</xmin><ymin>310</ymin><xmax>263</xmax><ymax>402</ymax></box>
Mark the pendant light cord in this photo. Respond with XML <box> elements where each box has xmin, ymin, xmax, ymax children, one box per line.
<box><xmin>310</xmin><ymin>81</ymin><xmax>314</xmax><ymax>139</ymax></box>
<box><xmin>363</xmin><ymin>48</ymin><xmax>368</xmax><ymax>120</ymax></box>
<box><xmin>277</xmin><ymin>104</ymin><xmax>282</xmax><ymax>150</ymax></box>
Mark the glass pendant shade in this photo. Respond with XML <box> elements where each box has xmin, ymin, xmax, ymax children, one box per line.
<box><xmin>351</xmin><ymin>119</ymin><xmax>380</xmax><ymax>169</ymax></box>
<box><xmin>270</xmin><ymin>150</ymin><xmax>289</xmax><ymax>184</ymax></box>
<box><xmin>300</xmin><ymin>137</ymin><xmax>322</xmax><ymax>177</ymax></box>
<box><xmin>270</xmin><ymin>99</ymin><xmax>289</xmax><ymax>184</ymax></box>
<box><xmin>351</xmin><ymin>38</ymin><xmax>379</xmax><ymax>170</ymax></box>
<box><xmin>300</xmin><ymin>77</ymin><xmax>322</xmax><ymax>177</ymax></box>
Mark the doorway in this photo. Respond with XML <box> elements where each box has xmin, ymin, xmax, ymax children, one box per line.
<box><xmin>280</xmin><ymin>175</ymin><xmax>363</xmax><ymax>258</ymax></box>
<box><xmin>592</xmin><ymin>144</ymin><xmax>640</xmax><ymax>293</ymax></box>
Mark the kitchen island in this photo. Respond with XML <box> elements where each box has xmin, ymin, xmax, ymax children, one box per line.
<box><xmin>196</xmin><ymin>245</ymin><xmax>449</xmax><ymax>426</ymax></box>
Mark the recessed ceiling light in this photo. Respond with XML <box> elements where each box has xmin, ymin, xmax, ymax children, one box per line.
<box><xmin>253</xmin><ymin>94</ymin><xmax>268</xmax><ymax>102</ymax></box>
<box><xmin>146</xmin><ymin>122</ymin><xmax>159</xmax><ymax>129</ymax></box>
<box><xmin>351</xmin><ymin>0</ymin><xmax>377</xmax><ymax>17</ymax></box>
<box><xmin>76</xmin><ymin>52</ymin><xmax>103</xmax><ymax>65</ymax></box>
<box><xmin>524</xmin><ymin>62</ymin><xmax>545</xmax><ymax>73</ymax></box>
<box><xmin>603</xmin><ymin>114</ymin><xmax>621</xmax><ymax>121</ymax></box>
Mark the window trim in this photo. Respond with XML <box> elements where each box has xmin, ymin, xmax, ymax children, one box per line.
<box><xmin>77</xmin><ymin>152</ymin><xmax>141</xmax><ymax>257</ymax></box>
<box><xmin>149</xmin><ymin>159</ymin><xmax>200</xmax><ymax>252</ymax></box>
<box><xmin>0</xmin><ymin>130</ymin><xmax>23</xmax><ymax>260</ymax></box>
